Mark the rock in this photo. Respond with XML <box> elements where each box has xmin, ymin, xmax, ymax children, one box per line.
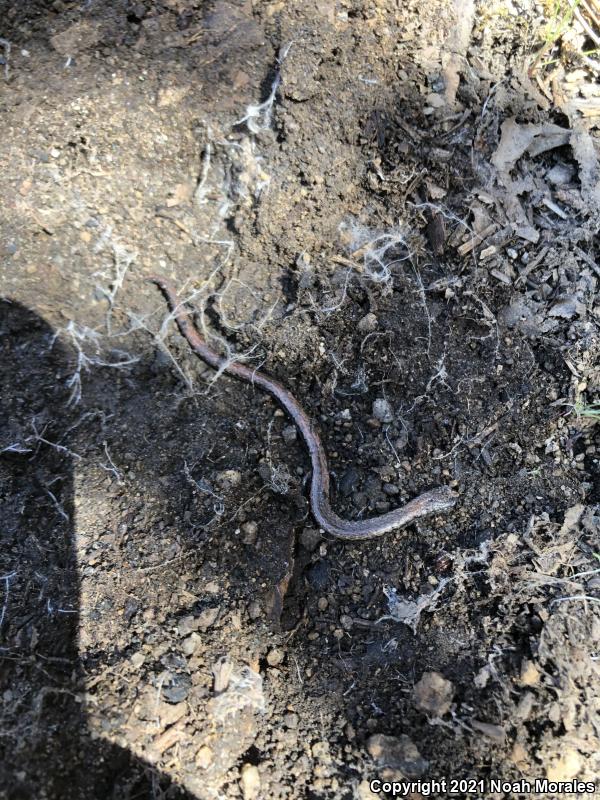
<box><xmin>358</xmin><ymin>313</ymin><xmax>378</xmax><ymax>333</ymax></box>
<box><xmin>546</xmin><ymin>749</ymin><xmax>582</xmax><ymax>781</ymax></box>
<box><xmin>240</xmin><ymin>763</ymin><xmax>260</xmax><ymax>800</ymax></box>
<box><xmin>241</xmin><ymin>521</ymin><xmax>258</xmax><ymax>545</ymax></box>
<box><xmin>413</xmin><ymin>671</ymin><xmax>454</xmax><ymax>716</ymax></box>
<box><xmin>300</xmin><ymin>528</ymin><xmax>321</xmax><ymax>551</ymax></box>
<box><xmin>311</xmin><ymin>741</ymin><xmax>330</xmax><ymax>761</ymax></box>
<box><xmin>372</xmin><ymin>398</ymin><xmax>394</xmax><ymax>423</ymax></box>
<box><xmin>129</xmin><ymin>2</ymin><xmax>147</xmax><ymax>20</ymax></box>
<box><xmin>248</xmin><ymin>601</ymin><xmax>262</xmax><ymax>620</ymax></box>
<box><xmin>266</xmin><ymin>648</ymin><xmax>284</xmax><ymax>666</ymax></box>
<box><xmin>340</xmin><ymin>614</ymin><xmax>353</xmax><ymax>630</ymax></box>
<box><xmin>130</xmin><ymin>652</ymin><xmax>145</xmax><ymax>669</ymax></box>
<box><xmin>366</xmin><ymin>734</ymin><xmax>429</xmax><ymax>777</ymax></box>
<box><xmin>50</xmin><ymin>20</ymin><xmax>102</xmax><ymax>56</ymax></box>
<box><xmin>123</xmin><ymin>597</ymin><xmax>139</xmax><ymax>622</ymax></box>
<box><xmin>162</xmin><ymin>672</ymin><xmax>192</xmax><ymax>704</ymax></box>
<box><xmin>426</xmin><ymin>92</ymin><xmax>446</xmax><ymax>108</ymax></box>
<box><xmin>196</xmin><ymin>745</ymin><xmax>213</xmax><ymax>769</ymax></box>
<box><xmin>549</xmin><ymin>296</ymin><xmax>584</xmax><ymax>320</ymax></box>
<box><xmin>177</xmin><ymin>615</ymin><xmax>199</xmax><ymax>637</ymax></box>
<box><xmin>208</xmin><ymin>663</ymin><xmax>265</xmax><ymax>720</ymax></box>
<box><xmin>306</xmin><ymin>560</ymin><xmax>330</xmax><ymax>591</ymax></box>
<box><xmin>182</xmin><ymin>633</ymin><xmax>201</xmax><ymax>656</ymax></box>
<box><xmin>216</xmin><ymin>469</ymin><xmax>242</xmax><ymax>489</ymax></box>
<box><xmin>520</xmin><ymin>659</ymin><xmax>541</xmax><ymax>686</ymax></box>
<box><xmin>198</xmin><ymin>606</ymin><xmax>220</xmax><ymax>629</ymax></box>
<box><xmin>511</xmin><ymin>742</ymin><xmax>530</xmax><ymax>769</ymax></box>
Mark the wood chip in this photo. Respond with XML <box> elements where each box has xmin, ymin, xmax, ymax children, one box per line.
<box><xmin>457</xmin><ymin>223</ymin><xmax>498</xmax><ymax>256</ymax></box>
<box><xmin>491</xmin><ymin>268</ymin><xmax>512</xmax><ymax>284</ymax></box>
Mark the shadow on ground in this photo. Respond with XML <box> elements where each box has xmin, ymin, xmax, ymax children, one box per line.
<box><xmin>0</xmin><ymin>299</ymin><xmax>196</xmax><ymax>799</ymax></box>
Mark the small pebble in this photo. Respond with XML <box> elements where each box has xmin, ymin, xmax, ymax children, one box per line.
<box><xmin>284</xmin><ymin>712</ymin><xmax>298</xmax><ymax>728</ymax></box>
<box><xmin>216</xmin><ymin>469</ymin><xmax>242</xmax><ymax>489</ymax></box>
<box><xmin>197</xmin><ymin>606</ymin><xmax>220</xmax><ymax>629</ymax></box>
<box><xmin>358</xmin><ymin>312</ymin><xmax>378</xmax><ymax>333</ymax></box>
<box><xmin>162</xmin><ymin>672</ymin><xmax>192</xmax><ymax>704</ymax></box>
<box><xmin>196</xmin><ymin>745</ymin><xmax>213</xmax><ymax>769</ymax></box>
<box><xmin>413</xmin><ymin>671</ymin><xmax>454</xmax><ymax>716</ymax></box>
<box><xmin>177</xmin><ymin>615</ymin><xmax>198</xmax><ymax>637</ymax></box>
<box><xmin>182</xmin><ymin>634</ymin><xmax>200</xmax><ymax>656</ymax></box>
<box><xmin>248</xmin><ymin>601</ymin><xmax>262</xmax><ymax>620</ymax></box>
<box><xmin>372</xmin><ymin>398</ymin><xmax>394</xmax><ymax>423</ymax></box>
<box><xmin>340</xmin><ymin>614</ymin><xmax>353</xmax><ymax>630</ymax></box>
<box><xmin>130</xmin><ymin>652</ymin><xmax>145</xmax><ymax>669</ymax></box>
<box><xmin>240</xmin><ymin>763</ymin><xmax>261</xmax><ymax>800</ymax></box>
<box><xmin>267</xmin><ymin>648</ymin><xmax>285</xmax><ymax>666</ymax></box>
<box><xmin>241</xmin><ymin>521</ymin><xmax>258</xmax><ymax>545</ymax></box>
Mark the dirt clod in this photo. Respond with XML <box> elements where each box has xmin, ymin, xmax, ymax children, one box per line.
<box><xmin>366</xmin><ymin>734</ymin><xmax>429</xmax><ymax>777</ymax></box>
<box><xmin>412</xmin><ymin>671</ymin><xmax>454</xmax><ymax>716</ymax></box>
